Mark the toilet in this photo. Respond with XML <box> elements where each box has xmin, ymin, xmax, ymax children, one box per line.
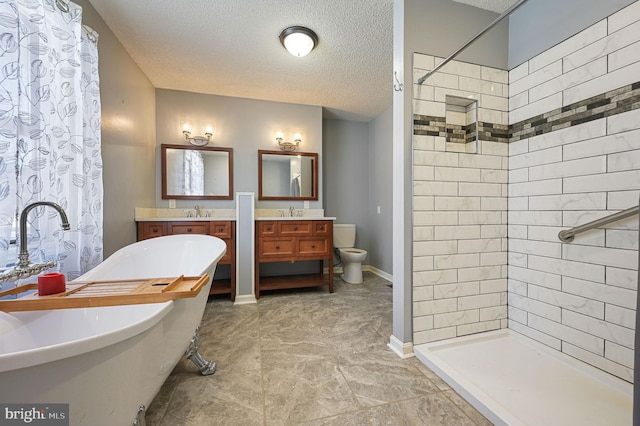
<box><xmin>333</xmin><ymin>224</ymin><xmax>368</xmax><ymax>284</ymax></box>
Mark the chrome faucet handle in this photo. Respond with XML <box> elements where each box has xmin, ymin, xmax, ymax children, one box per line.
<box><xmin>204</xmin><ymin>210</ymin><xmax>211</xmax><ymax>218</ymax></box>
<box><xmin>184</xmin><ymin>209</ymin><xmax>192</xmax><ymax>218</ymax></box>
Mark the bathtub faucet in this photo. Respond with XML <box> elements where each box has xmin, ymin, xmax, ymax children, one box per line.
<box><xmin>0</xmin><ymin>201</ymin><xmax>71</xmax><ymax>283</ymax></box>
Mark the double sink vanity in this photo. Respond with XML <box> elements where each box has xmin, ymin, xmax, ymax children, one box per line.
<box><xmin>139</xmin><ymin>143</ymin><xmax>334</xmax><ymax>300</ymax></box>
<box><xmin>136</xmin><ymin>213</ymin><xmax>334</xmax><ymax>300</ymax></box>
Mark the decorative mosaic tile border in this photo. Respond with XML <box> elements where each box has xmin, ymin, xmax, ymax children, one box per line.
<box><xmin>413</xmin><ymin>115</ymin><xmax>508</xmax><ymax>143</ymax></box>
<box><xmin>413</xmin><ymin>82</ymin><xmax>640</xmax><ymax>143</ymax></box>
<box><xmin>478</xmin><ymin>122</ymin><xmax>508</xmax><ymax>143</ymax></box>
<box><xmin>509</xmin><ymin>81</ymin><xmax>640</xmax><ymax>142</ymax></box>
<box><xmin>413</xmin><ymin>115</ymin><xmax>446</xmax><ymax>137</ymax></box>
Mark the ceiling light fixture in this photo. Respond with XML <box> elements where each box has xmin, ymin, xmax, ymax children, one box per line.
<box><xmin>279</xmin><ymin>26</ymin><xmax>318</xmax><ymax>57</ymax></box>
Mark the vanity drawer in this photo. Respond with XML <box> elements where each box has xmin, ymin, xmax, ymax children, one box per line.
<box><xmin>168</xmin><ymin>222</ymin><xmax>210</xmax><ymax>235</ymax></box>
<box><xmin>138</xmin><ymin>222</ymin><xmax>167</xmax><ymax>240</ymax></box>
<box><xmin>259</xmin><ymin>238</ymin><xmax>295</xmax><ymax>258</ymax></box>
<box><xmin>210</xmin><ymin>221</ymin><xmax>231</xmax><ymax>238</ymax></box>
<box><xmin>257</xmin><ymin>221</ymin><xmax>278</xmax><ymax>236</ymax></box>
<box><xmin>279</xmin><ymin>221</ymin><xmax>312</xmax><ymax>236</ymax></box>
<box><xmin>297</xmin><ymin>237</ymin><xmax>329</xmax><ymax>256</ymax></box>
<box><xmin>312</xmin><ymin>221</ymin><xmax>331</xmax><ymax>236</ymax></box>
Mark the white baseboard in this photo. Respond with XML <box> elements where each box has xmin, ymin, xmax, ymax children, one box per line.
<box><xmin>388</xmin><ymin>335</ymin><xmax>414</xmax><ymax>359</ymax></box>
<box><xmin>234</xmin><ymin>294</ymin><xmax>257</xmax><ymax>305</ymax></box>
<box><xmin>367</xmin><ymin>265</ymin><xmax>392</xmax><ymax>281</ymax></box>
<box><xmin>324</xmin><ymin>265</ymin><xmax>392</xmax><ymax>282</ymax></box>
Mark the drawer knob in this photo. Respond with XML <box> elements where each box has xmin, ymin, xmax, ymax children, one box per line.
<box><xmin>152</xmin><ymin>228</ymin><xmax>158</xmax><ymax>233</ymax></box>
<box><xmin>275</xmin><ymin>245</ymin><xmax>280</xmax><ymax>249</ymax></box>
<box><xmin>218</xmin><ymin>227</ymin><xmax>223</xmax><ymax>232</ymax></box>
<box><xmin>187</xmin><ymin>228</ymin><xmax>192</xmax><ymax>232</ymax></box>
<box><xmin>294</xmin><ymin>226</ymin><xmax>298</xmax><ymax>230</ymax></box>
<box><xmin>319</xmin><ymin>226</ymin><xmax>324</xmax><ymax>230</ymax></box>
<box><xmin>311</xmin><ymin>244</ymin><xmax>316</xmax><ymax>248</ymax></box>
<box><xmin>266</xmin><ymin>227</ymin><xmax>271</xmax><ymax>231</ymax></box>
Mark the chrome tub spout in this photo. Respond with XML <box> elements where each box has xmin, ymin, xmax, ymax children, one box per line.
<box><xmin>18</xmin><ymin>201</ymin><xmax>71</xmax><ymax>268</ymax></box>
<box><xmin>0</xmin><ymin>201</ymin><xmax>71</xmax><ymax>284</ymax></box>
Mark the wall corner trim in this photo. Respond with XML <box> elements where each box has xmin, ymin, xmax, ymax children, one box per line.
<box><xmin>233</xmin><ymin>295</ymin><xmax>257</xmax><ymax>305</ymax></box>
<box><xmin>388</xmin><ymin>335</ymin><xmax>415</xmax><ymax>359</ymax></box>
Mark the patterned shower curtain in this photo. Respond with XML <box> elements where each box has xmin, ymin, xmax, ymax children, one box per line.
<box><xmin>0</xmin><ymin>0</ymin><xmax>102</xmax><ymax>282</ymax></box>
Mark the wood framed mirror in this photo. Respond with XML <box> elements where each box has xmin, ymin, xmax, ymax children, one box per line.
<box><xmin>258</xmin><ymin>150</ymin><xmax>318</xmax><ymax>200</ymax></box>
<box><xmin>161</xmin><ymin>144</ymin><xmax>233</xmax><ymax>200</ymax></box>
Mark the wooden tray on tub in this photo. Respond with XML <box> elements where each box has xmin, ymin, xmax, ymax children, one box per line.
<box><xmin>0</xmin><ymin>275</ymin><xmax>209</xmax><ymax>312</ymax></box>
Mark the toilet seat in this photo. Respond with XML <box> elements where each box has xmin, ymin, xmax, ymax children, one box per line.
<box><xmin>339</xmin><ymin>248</ymin><xmax>366</xmax><ymax>255</ymax></box>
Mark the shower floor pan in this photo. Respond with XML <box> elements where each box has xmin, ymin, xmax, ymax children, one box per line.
<box><xmin>414</xmin><ymin>329</ymin><xmax>632</xmax><ymax>426</ymax></box>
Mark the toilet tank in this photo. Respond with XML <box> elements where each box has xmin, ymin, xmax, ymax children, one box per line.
<box><xmin>333</xmin><ymin>224</ymin><xmax>356</xmax><ymax>248</ymax></box>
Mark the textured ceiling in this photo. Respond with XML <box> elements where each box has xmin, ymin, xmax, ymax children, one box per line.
<box><xmin>87</xmin><ymin>0</ymin><xmax>514</xmax><ymax>122</ymax></box>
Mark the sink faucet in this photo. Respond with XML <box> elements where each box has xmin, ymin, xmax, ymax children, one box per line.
<box><xmin>194</xmin><ymin>205</ymin><xmax>201</xmax><ymax>218</ymax></box>
<box><xmin>0</xmin><ymin>201</ymin><xmax>71</xmax><ymax>283</ymax></box>
<box><xmin>289</xmin><ymin>206</ymin><xmax>294</xmax><ymax>217</ymax></box>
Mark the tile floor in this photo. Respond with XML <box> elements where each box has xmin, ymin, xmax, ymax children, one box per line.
<box><xmin>146</xmin><ymin>272</ymin><xmax>491</xmax><ymax>425</ymax></box>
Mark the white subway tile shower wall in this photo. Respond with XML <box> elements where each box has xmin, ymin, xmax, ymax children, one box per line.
<box><xmin>506</xmin><ymin>2</ymin><xmax>640</xmax><ymax>383</ymax></box>
<box><xmin>412</xmin><ymin>1</ymin><xmax>640</xmax><ymax>383</ymax></box>
<box><xmin>413</xmin><ymin>54</ymin><xmax>509</xmax><ymax>346</ymax></box>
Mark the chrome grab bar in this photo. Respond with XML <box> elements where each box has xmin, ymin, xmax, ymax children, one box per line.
<box><xmin>558</xmin><ymin>205</ymin><xmax>639</xmax><ymax>242</ymax></box>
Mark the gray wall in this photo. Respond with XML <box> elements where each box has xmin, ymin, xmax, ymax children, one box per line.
<box><xmin>508</xmin><ymin>0</ymin><xmax>636</xmax><ymax>68</ymax></box>
<box><xmin>323</xmin><ymin>119</ymin><xmax>371</xmax><ymax>263</ymax></box>
<box><xmin>76</xmin><ymin>0</ymin><xmax>156</xmax><ymax>257</ymax></box>
<box><xmin>406</xmin><ymin>0</ymin><xmax>509</xmax><ymax>69</ymax></box>
<box><xmin>368</xmin><ymin>106</ymin><xmax>393</xmax><ymax>274</ymax></box>
<box><xmin>155</xmin><ymin>90</ymin><xmax>323</xmax><ymax>210</ymax></box>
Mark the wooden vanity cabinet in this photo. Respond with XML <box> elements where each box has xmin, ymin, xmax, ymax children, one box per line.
<box><xmin>209</xmin><ymin>221</ymin><xmax>235</xmax><ymax>300</ymax></box>
<box><xmin>255</xmin><ymin>220</ymin><xmax>333</xmax><ymax>298</ymax></box>
<box><xmin>136</xmin><ymin>220</ymin><xmax>236</xmax><ymax>301</ymax></box>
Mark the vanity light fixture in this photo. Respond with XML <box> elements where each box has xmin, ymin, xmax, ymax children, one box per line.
<box><xmin>182</xmin><ymin>123</ymin><xmax>213</xmax><ymax>146</ymax></box>
<box><xmin>276</xmin><ymin>132</ymin><xmax>302</xmax><ymax>151</ymax></box>
<box><xmin>279</xmin><ymin>26</ymin><xmax>318</xmax><ymax>57</ymax></box>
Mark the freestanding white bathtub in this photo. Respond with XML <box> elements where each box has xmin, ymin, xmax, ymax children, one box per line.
<box><xmin>0</xmin><ymin>234</ymin><xmax>226</xmax><ymax>425</ymax></box>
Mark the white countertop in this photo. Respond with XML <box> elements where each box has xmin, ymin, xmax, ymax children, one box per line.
<box><xmin>134</xmin><ymin>208</ymin><xmax>333</xmax><ymax>222</ymax></box>
<box><xmin>255</xmin><ymin>217</ymin><xmax>336</xmax><ymax>221</ymax></box>
<box><xmin>135</xmin><ymin>217</ymin><xmax>235</xmax><ymax>222</ymax></box>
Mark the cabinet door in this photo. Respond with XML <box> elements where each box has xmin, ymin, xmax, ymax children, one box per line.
<box><xmin>168</xmin><ymin>222</ymin><xmax>210</xmax><ymax>235</ymax></box>
<box><xmin>259</xmin><ymin>238</ymin><xmax>295</xmax><ymax>259</ymax></box>
<box><xmin>297</xmin><ymin>237</ymin><xmax>330</xmax><ymax>257</ymax></box>
<box><xmin>279</xmin><ymin>221</ymin><xmax>312</xmax><ymax>236</ymax></box>
<box><xmin>219</xmin><ymin>238</ymin><xmax>233</xmax><ymax>264</ymax></box>
<box><xmin>138</xmin><ymin>222</ymin><xmax>167</xmax><ymax>240</ymax></box>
